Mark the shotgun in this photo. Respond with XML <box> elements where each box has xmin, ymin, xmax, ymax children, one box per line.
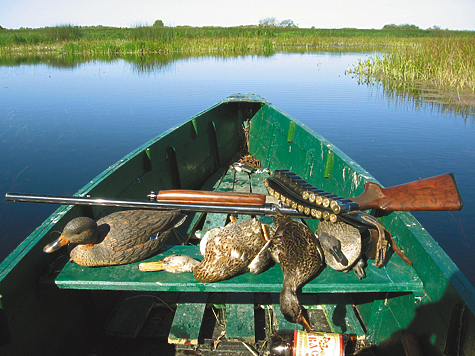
<box><xmin>5</xmin><ymin>171</ymin><xmax>463</xmax><ymax>228</ymax></box>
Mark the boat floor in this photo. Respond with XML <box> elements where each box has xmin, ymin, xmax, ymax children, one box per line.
<box><xmin>48</xmin><ymin>165</ymin><xmax>422</xmax><ymax>355</ymax></box>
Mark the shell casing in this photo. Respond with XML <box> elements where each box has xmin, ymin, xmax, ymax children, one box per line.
<box><xmin>323</xmin><ymin>211</ymin><xmax>331</xmax><ymax>220</ymax></box>
<box><xmin>264</xmin><ymin>179</ymin><xmax>269</xmax><ymax>187</ymax></box>
<box><xmin>281</xmin><ymin>194</ymin><xmax>287</xmax><ymax>203</ymax></box>
<box><xmin>291</xmin><ymin>201</ymin><xmax>298</xmax><ymax>209</ymax></box>
<box><xmin>315</xmin><ymin>196</ymin><xmax>323</xmax><ymax>205</ymax></box>
<box><xmin>315</xmin><ymin>210</ymin><xmax>323</xmax><ymax>219</ymax></box>
<box><xmin>311</xmin><ymin>208</ymin><xmax>318</xmax><ymax>217</ymax></box>
<box><xmin>274</xmin><ymin>191</ymin><xmax>280</xmax><ymax>199</ymax></box>
<box><xmin>322</xmin><ymin>198</ymin><xmax>331</xmax><ymax>208</ymax></box>
<box><xmin>268</xmin><ymin>188</ymin><xmax>274</xmax><ymax>195</ymax></box>
<box><xmin>304</xmin><ymin>207</ymin><xmax>310</xmax><ymax>215</ymax></box>
<box><xmin>297</xmin><ymin>205</ymin><xmax>304</xmax><ymax>213</ymax></box>
<box><xmin>330</xmin><ymin>214</ymin><xmax>338</xmax><ymax>223</ymax></box>
<box><xmin>302</xmin><ymin>191</ymin><xmax>310</xmax><ymax>200</ymax></box>
<box><xmin>285</xmin><ymin>197</ymin><xmax>292</xmax><ymax>206</ymax></box>
<box><xmin>332</xmin><ymin>203</ymin><xmax>342</xmax><ymax>214</ymax></box>
<box><xmin>309</xmin><ymin>193</ymin><xmax>316</xmax><ymax>203</ymax></box>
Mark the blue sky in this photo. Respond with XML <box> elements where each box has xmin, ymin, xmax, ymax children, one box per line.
<box><xmin>2</xmin><ymin>0</ymin><xmax>474</xmax><ymax>30</ymax></box>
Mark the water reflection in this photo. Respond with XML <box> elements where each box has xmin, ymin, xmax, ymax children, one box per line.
<box><xmin>348</xmin><ymin>71</ymin><xmax>475</xmax><ymax>123</ymax></box>
<box><xmin>0</xmin><ymin>47</ymin><xmax>372</xmax><ymax>70</ymax></box>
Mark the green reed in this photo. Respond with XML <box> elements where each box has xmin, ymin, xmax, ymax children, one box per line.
<box><xmin>347</xmin><ymin>37</ymin><xmax>475</xmax><ymax>93</ymax></box>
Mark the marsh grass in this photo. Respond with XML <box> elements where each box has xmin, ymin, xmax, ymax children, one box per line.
<box><xmin>2</xmin><ymin>25</ymin><xmax>472</xmax><ymax>51</ymax></box>
<box><xmin>347</xmin><ymin>37</ymin><xmax>475</xmax><ymax>93</ymax></box>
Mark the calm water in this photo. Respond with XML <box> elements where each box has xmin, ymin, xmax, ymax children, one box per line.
<box><xmin>1</xmin><ymin>52</ymin><xmax>474</xmax><ymax>286</ymax></box>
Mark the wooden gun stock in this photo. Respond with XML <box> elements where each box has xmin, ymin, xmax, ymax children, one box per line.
<box><xmin>351</xmin><ymin>173</ymin><xmax>463</xmax><ymax>211</ymax></box>
<box><xmin>153</xmin><ymin>190</ymin><xmax>267</xmax><ymax>206</ymax></box>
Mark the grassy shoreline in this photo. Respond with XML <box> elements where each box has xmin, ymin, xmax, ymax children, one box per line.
<box><xmin>1</xmin><ymin>25</ymin><xmax>474</xmax><ymax>110</ymax></box>
<box><xmin>1</xmin><ymin>25</ymin><xmax>472</xmax><ymax>54</ymax></box>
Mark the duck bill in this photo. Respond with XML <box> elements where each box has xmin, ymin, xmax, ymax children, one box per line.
<box><xmin>300</xmin><ymin>315</ymin><xmax>312</xmax><ymax>331</ymax></box>
<box><xmin>43</xmin><ymin>235</ymin><xmax>68</xmax><ymax>253</ymax></box>
<box><xmin>139</xmin><ymin>261</ymin><xmax>166</xmax><ymax>272</ymax></box>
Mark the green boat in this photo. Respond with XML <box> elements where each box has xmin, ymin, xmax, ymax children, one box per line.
<box><xmin>1</xmin><ymin>93</ymin><xmax>474</xmax><ymax>355</ymax></box>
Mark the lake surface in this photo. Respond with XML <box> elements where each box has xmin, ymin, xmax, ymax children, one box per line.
<box><xmin>1</xmin><ymin>52</ymin><xmax>474</xmax><ymax>286</ymax></box>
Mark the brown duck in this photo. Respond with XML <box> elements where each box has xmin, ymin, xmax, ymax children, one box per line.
<box><xmin>43</xmin><ymin>209</ymin><xmax>186</xmax><ymax>267</ymax></box>
<box><xmin>270</xmin><ymin>209</ymin><xmax>324</xmax><ymax>330</ymax></box>
<box><xmin>139</xmin><ymin>217</ymin><xmax>275</xmax><ymax>282</ymax></box>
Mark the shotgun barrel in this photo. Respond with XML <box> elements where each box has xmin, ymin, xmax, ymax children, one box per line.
<box><xmin>5</xmin><ymin>192</ymin><xmax>307</xmax><ymax>218</ymax></box>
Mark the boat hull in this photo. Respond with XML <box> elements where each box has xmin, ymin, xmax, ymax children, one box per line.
<box><xmin>1</xmin><ymin>94</ymin><xmax>474</xmax><ymax>355</ymax></box>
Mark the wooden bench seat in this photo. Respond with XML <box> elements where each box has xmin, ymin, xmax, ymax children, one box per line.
<box><xmin>55</xmin><ymin>244</ymin><xmax>422</xmax><ymax>294</ymax></box>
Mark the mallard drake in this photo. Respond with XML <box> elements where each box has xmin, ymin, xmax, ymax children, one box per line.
<box><xmin>270</xmin><ymin>209</ymin><xmax>324</xmax><ymax>330</ymax></box>
<box><xmin>317</xmin><ymin>220</ymin><xmax>366</xmax><ymax>279</ymax></box>
<box><xmin>139</xmin><ymin>217</ymin><xmax>275</xmax><ymax>283</ymax></box>
<box><xmin>43</xmin><ymin>209</ymin><xmax>186</xmax><ymax>267</ymax></box>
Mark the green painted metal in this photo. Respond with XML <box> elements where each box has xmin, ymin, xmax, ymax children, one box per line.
<box><xmin>1</xmin><ymin>94</ymin><xmax>475</xmax><ymax>355</ymax></box>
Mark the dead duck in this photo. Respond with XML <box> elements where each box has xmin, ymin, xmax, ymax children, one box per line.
<box><xmin>139</xmin><ymin>217</ymin><xmax>275</xmax><ymax>282</ymax></box>
<box><xmin>317</xmin><ymin>220</ymin><xmax>366</xmax><ymax>279</ymax></box>
<box><xmin>43</xmin><ymin>209</ymin><xmax>186</xmax><ymax>267</ymax></box>
<box><xmin>270</xmin><ymin>209</ymin><xmax>324</xmax><ymax>330</ymax></box>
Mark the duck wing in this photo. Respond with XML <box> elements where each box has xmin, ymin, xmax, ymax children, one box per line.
<box><xmin>98</xmin><ymin>210</ymin><xmax>185</xmax><ymax>251</ymax></box>
<box><xmin>192</xmin><ymin>218</ymin><xmax>269</xmax><ymax>282</ymax></box>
